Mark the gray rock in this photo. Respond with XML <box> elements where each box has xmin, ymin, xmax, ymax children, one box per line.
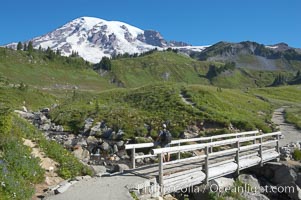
<box><xmin>63</xmin><ymin>136</ymin><xmax>74</xmax><ymax>149</ymax></box>
<box><xmin>40</xmin><ymin>123</ymin><xmax>51</xmax><ymax>131</ymax></box>
<box><xmin>238</xmin><ymin>174</ymin><xmax>261</xmax><ymax>192</ymax></box>
<box><xmin>101</xmin><ymin>142</ymin><xmax>110</xmax><ymax>151</ymax></box>
<box><xmin>279</xmin><ymin>182</ymin><xmax>301</xmax><ymax>200</ymax></box>
<box><xmin>54</xmin><ymin>182</ymin><xmax>72</xmax><ymax>194</ymax></box>
<box><xmin>86</xmin><ymin>136</ymin><xmax>99</xmax><ymax>145</ymax></box>
<box><xmin>116</xmin><ymin>129</ymin><xmax>124</xmax><ymax>140</ymax></box>
<box><xmin>40</xmin><ymin>107</ymin><xmax>50</xmax><ymax>113</ymax></box>
<box><xmin>209</xmin><ymin>177</ymin><xmax>235</xmax><ymax>191</ymax></box>
<box><xmin>40</xmin><ymin>115</ymin><xmax>48</xmax><ymax>124</ymax></box>
<box><xmin>75</xmin><ymin>138</ymin><xmax>88</xmax><ymax>147</ymax></box>
<box><xmin>113</xmin><ymin>144</ymin><xmax>118</xmax><ymax>153</ymax></box>
<box><xmin>144</xmin><ymin>158</ymin><xmax>151</xmax><ymax>163</ymax></box>
<box><xmin>55</xmin><ymin>125</ymin><xmax>64</xmax><ymax>132</ymax></box>
<box><xmin>114</xmin><ymin>156</ymin><xmax>120</xmax><ymax>161</ymax></box>
<box><xmin>296</xmin><ymin>173</ymin><xmax>301</xmax><ymax>188</ymax></box>
<box><xmin>90</xmin><ymin>122</ymin><xmax>102</xmax><ymax>136</ymax></box>
<box><xmin>84</xmin><ymin>118</ymin><xmax>94</xmax><ymax>133</ymax></box>
<box><xmin>112</xmin><ymin>164</ymin><xmax>129</xmax><ymax>173</ymax></box>
<box><xmin>136</xmin><ymin>159</ymin><xmax>143</xmax><ymax>164</ymax></box>
<box><xmin>116</xmin><ymin>140</ymin><xmax>124</xmax><ymax>147</ymax></box>
<box><xmin>91</xmin><ymin>165</ymin><xmax>107</xmax><ymax>177</ymax></box>
<box><xmin>241</xmin><ymin>192</ymin><xmax>270</xmax><ymax>200</ymax></box>
<box><xmin>72</xmin><ymin>146</ymin><xmax>90</xmax><ymax>162</ymax></box>
<box><xmin>272</xmin><ymin>164</ymin><xmax>297</xmax><ymax>185</ymax></box>
<box><xmin>14</xmin><ymin>110</ymin><xmax>34</xmax><ymax>119</ymax></box>
<box><xmin>121</xmin><ymin>154</ymin><xmax>130</xmax><ymax>160</ymax></box>
<box><xmin>102</xmin><ymin>128</ymin><xmax>113</xmax><ymax>139</ymax></box>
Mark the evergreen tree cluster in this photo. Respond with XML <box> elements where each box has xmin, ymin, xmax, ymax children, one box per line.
<box><xmin>206</xmin><ymin>62</ymin><xmax>236</xmax><ymax>79</ymax></box>
<box><xmin>270</xmin><ymin>74</ymin><xmax>287</xmax><ymax>86</ymax></box>
<box><xmin>94</xmin><ymin>57</ymin><xmax>112</xmax><ymax>71</ymax></box>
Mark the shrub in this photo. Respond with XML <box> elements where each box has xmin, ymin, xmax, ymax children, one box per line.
<box><xmin>293</xmin><ymin>149</ymin><xmax>301</xmax><ymax>161</ymax></box>
<box><xmin>0</xmin><ymin>113</ymin><xmax>44</xmax><ymax>200</ymax></box>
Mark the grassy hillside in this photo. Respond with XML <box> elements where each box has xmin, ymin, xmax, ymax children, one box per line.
<box><xmin>50</xmin><ymin>83</ymin><xmax>276</xmax><ymax>139</ymax></box>
<box><xmin>110</xmin><ymin>51</ymin><xmax>215</xmax><ymax>87</ymax></box>
<box><xmin>109</xmin><ymin>51</ymin><xmax>296</xmax><ymax>89</ymax></box>
<box><xmin>0</xmin><ymin>47</ymin><xmax>113</xmax><ymax>91</ymax></box>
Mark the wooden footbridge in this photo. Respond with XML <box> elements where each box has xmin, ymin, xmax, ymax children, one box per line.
<box><xmin>125</xmin><ymin>130</ymin><xmax>281</xmax><ymax>195</ymax></box>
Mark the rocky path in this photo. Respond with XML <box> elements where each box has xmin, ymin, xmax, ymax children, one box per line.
<box><xmin>45</xmin><ymin>173</ymin><xmax>148</xmax><ymax>200</ymax></box>
<box><xmin>179</xmin><ymin>92</ymin><xmax>196</xmax><ymax>107</ymax></box>
<box><xmin>271</xmin><ymin>107</ymin><xmax>301</xmax><ymax>147</ymax></box>
<box><xmin>23</xmin><ymin>139</ymin><xmax>64</xmax><ymax>200</ymax></box>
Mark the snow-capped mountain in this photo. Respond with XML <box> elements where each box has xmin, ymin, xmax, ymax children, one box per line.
<box><xmin>6</xmin><ymin>16</ymin><xmax>207</xmax><ymax>63</ymax></box>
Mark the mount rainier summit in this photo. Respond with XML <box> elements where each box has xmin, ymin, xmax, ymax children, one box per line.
<box><xmin>6</xmin><ymin>16</ymin><xmax>207</xmax><ymax>63</ymax></box>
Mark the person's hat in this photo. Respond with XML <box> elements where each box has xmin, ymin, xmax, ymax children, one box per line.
<box><xmin>163</xmin><ymin>124</ymin><xmax>167</xmax><ymax>128</ymax></box>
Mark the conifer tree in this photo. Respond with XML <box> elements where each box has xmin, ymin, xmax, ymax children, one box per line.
<box><xmin>28</xmin><ymin>41</ymin><xmax>34</xmax><ymax>52</ymax></box>
<box><xmin>17</xmin><ymin>42</ymin><xmax>23</xmax><ymax>50</ymax></box>
<box><xmin>23</xmin><ymin>43</ymin><xmax>27</xmax><ymax>51</ymax></box>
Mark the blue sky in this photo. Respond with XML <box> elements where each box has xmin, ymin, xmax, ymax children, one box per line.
<box><xmin>1</xmin><ymin>0</ymin><xmax>300</xmax><ymax>47</ymax></box>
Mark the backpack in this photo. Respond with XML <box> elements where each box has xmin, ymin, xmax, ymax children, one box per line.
<box><xmin>161</xmin><ymin>130</ymin><xmax>172</xmax><ymax>144</ymax></box>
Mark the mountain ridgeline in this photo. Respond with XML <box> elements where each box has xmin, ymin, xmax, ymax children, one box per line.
<box><xmin>191</xmin><ymin>41</ymin><xmax>301</xmax><ymax>71</ymax></box>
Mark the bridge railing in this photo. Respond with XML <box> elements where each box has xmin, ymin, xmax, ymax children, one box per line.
<box><xmin>151</xmin><ymin>131</ymin><xmax>281</xmax><ymax>188</ymax></box>
<box><xmin>125</xmin><ymin>130</ymin><xmax>259</xmax><ymax>168</ymax></box>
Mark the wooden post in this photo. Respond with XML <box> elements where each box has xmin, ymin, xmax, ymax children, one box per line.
<box><xmin>276</xmin><ymin>134</ymin><xmax>280</xmax><ymax>162</ymax></box>
<box><xmin>158</xmin><ymin>153</ymin><xmax>164</xmax><ymax>195</ymax></box>
<box><xmin>259</xmin><ymin>137</ymin><xmax>263</xmax><ymax>166</ymax></box>
<box><xmin>235</xmin><ymin>140</ymin><xmax>240</xmax><ymax>176</ymax></box>
<box><xmin>132</xmin><ymin>148</ymin><xmax>136</xmax><ymax>169</ymax></box>
<box><xmin>253</xmin><ymin>133</ymin><xmax>257</xmax><ymax>144</ymax></box>
<box><xmin>205</xmin><ymin>146</ymin><xmax>209</xmax><ymax>184</ymax></box>
<box><xmin>178</xmin><ymin>143</ymin><xmax>181</xmax><ymax>160</ymax></box>
<box><xmin>210</xmin><ymin>138</ymin><xmax>213</xmax><ymax>153</ymax></box>
<box><xmin>276</xmin><ymin>134</ymin><xmax>280</xmax><ymax>153</ymax></box>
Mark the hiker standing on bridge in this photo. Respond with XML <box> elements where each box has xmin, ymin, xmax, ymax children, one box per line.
<box><xmin>155</xmin><ymin>124</ymin><xmax>172</xmax><ymax>162</ymax></box>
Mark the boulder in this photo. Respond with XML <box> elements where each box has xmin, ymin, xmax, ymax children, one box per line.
<box><xmin>112</xmin><ymin>164</ymin><xmax>129</xmax><ymax>173</ymax></box>
<box><xmin>14</xmin><ymin>110</ymin><xmax>34</xmax><ymax>119</ymax></box>
<box><xmin>116</xmin><ymin>140</ymin><xmax>124</xmax><ymax>147</ymax></box>
<box><xmin>209</xmin><ymin>177</ymin><xmax>235</xmax><ymax>191</ymax></box>
<box><xmin>40</xmin><ymin>123</ymin><xmax>51</xmax><ymax>131</ymax></box>
<box><xmin>115</xmin><ymin>129</ymin><xmax>124</xmax><ymax>140</ymax></box>
<box><xmin>279</xmin><ymin>182</ymin><xmax>301</xmax><ymax>200</ymax></box>
<box><xmin>54</xmin><ymin>182</ymin><xmax>72</xmax><ymax>194</ymax></box>
<box><xmin>74</xmin><ymin>137</ymin><xmax>88</xmax><ymax>147</ymax></box>
<box><xmin>241</xmin><ymin>192</ymin><xmax>270</xmax><ymax>200</ymax></box>
<box><xmin>100</xmin><ymin>142</ymin><xmax>110</xmax><ymax>151</ymax></box>
<box><xmin>91</xmin><ymin>165</ymin><xmax>107</xmax><ymax>177</ymax></box>
<box><xmin>84</xmin><ymin>118</ymin><xmax>94</xmax><ymax>133</ymax></box>
<box><xmin>272</xmin><ymin>164</ymin><xmax>297</xmax><ymax>185</ymax></box>
<box><xmin>86</xmin><ymin>136</ymin><xmax>99</xmax><ymax>145</ymax></box>
<box><xmin>90</xmin><ymin>122</ymin><xmax>102</xmax><ymax>136</ymax></box>
<box><xmin>57</xmin><ymin>125</ymin><xmax>64</xmax><ymax>132</ymax></box>
<box><xmin>72</xmin><ymin>146</ymin><xmax>90</xmax><ymax>162</ymax></box>
<box><xmin>63</xmin><ymin>138</ymin><xmax>73</xmax><ymax>149</ymax></box>
<box><xmin>40</xmin><ymin>107</ymin><xmax>50</xmax><ymax>113</ymax></box>
<box><xmin>113</xmin><ymin>144</ymin><xmax>118</xmax><ymax>153</ymax></box>
<box><xmin>238</xmin><ymin>174</ymin><xmax>261</xmax><ymax>192</ymax></box>
<box><xmin>296</xmin><ymin>173</ymin><xmax>301</xmax><ymax>188</ymax></box>
<box><xmin>40</xmin><ymin>115</ymin><xmax>49</xmax><ymax>124</ymax></box>
<box><xmin>102</xmin><ymin>128</ymin><xmax>113</xmax><ymax>139</ymax></box>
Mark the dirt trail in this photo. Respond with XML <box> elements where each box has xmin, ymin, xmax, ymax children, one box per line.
<box><xmin>23</xmin><ymin>139</ymin><xmax>64</xmax><ymax>200</ymax></box>
<box><xmin>179</xmin><ymin>92</ymin><xmax>196</xmax><ymax>107</ymax></box>
<box><xmin>271</xmin><ymin>107</ymin><xmax>301</xmax><ymax>147</ymax></box>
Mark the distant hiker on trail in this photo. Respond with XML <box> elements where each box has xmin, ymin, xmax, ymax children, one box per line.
<box><xmin>155</xmin><ymin>123</ymin><xmax>172</xmax><ymax>162</ymax></box>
